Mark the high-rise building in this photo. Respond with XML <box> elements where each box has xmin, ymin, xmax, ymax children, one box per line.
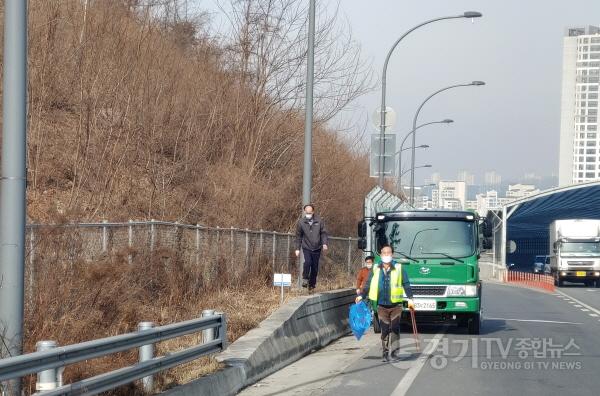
<box><xmin>437</xmin><ymin>181</ymin><xmax>466</xmax><ymax>210</ymax></box>
<box><xmin>476</xmin><ymin>190</ymin><xmax>499</xmax><ymax>215</ymax></box>
<box><xmin>457</xmin><ymin>170</ymin><xmax>475</xmax><ymax>185</ymax></box>
<box><xmin>559</xmin><ymin>26</ymin><xmax>600</xmax><ymax>186</ymax></box>
<box><xmin>484</xmin><ymin>171</ymin><xmax>502</xmax><ymax>186</ymax></box>
<box><xmin>426</xmin><ymin>172</ymin><xmax>442</xmax><ymax>184</ymax></box>
<box><xmin>505</xmin><ymin>184</ymin><xmax>540</xmax><ymax>199</ymax></box>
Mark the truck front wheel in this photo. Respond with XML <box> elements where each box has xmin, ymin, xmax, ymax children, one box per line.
<box><xmin>467</xmin><ymin>313</ymin><xmax>481</xmax><ymax>335</ymax></box>
<box><xmin>554</xmin><ymin>273</ymin><xmax>564</xmax><ymax>287</ymax></box>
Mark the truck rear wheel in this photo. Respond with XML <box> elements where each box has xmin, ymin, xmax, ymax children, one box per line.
<box><xmin>467</xmin><ymin>313</ymin><xmax>481</xmax><ymax>335</ymax></box>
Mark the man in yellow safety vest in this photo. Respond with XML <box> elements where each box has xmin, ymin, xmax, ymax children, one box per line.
<box><xmin>355</xmin><ymin>244</ymin><xmax>414</xmax><ymax>362</ymax></box>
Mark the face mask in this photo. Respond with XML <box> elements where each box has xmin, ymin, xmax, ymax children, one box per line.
<box><xmin>381</xmin><ymin>255</ymin><xmax>393</xmax><ymax>264</ymax></box>
<box><xmin>305</xmin><ymin>213</ymin><xmax>313</xmax><ymax>219</ymax></box>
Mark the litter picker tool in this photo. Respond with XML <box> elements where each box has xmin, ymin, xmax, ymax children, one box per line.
<box><xmin>409</xmin><ymin>307</ymin><xmax>420</xmax><ymax>352</ymax></box>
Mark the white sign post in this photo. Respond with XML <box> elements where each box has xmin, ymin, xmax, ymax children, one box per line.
<box><xmin>274</xmin><ymin>273</ymin><xmax>292</xmax><ymax>304</ymax></box>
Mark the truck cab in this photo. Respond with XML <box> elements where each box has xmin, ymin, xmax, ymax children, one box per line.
<box><xmin>549</xmin><ymin>219</ymin><xmax>600</xmax><ymax>287</ymax></box>
<box><xmin>358</xmin><ymin>209</ymin><xmax>482</xmax><ymax>334</ymax></box>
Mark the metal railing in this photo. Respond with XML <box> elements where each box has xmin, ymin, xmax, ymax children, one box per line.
<box><xmin>0</xmin><ymin>312</ymin><xmax>226</xmax><ymax>395</ymax></box>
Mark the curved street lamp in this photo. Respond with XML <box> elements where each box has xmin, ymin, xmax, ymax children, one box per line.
<box><xmin>400</xmin><ymin>164</ymin><xmax>432</xmax><ymax>179</ymax></box>
<box><xmin>409</xmin><ymin>81</ymin><xmax>485</xmax><ymax>204</ymax></box>
<box><xmin>398</xmin><ymin>118</ymin><xmax>454</xmax><ymax>184</ymax></box>
<box><xmin>397</xmin><ymin>119</ymin><xmax>453</xmax><ymax>191</ymax></box>
<box><xmin>377</xmin><ymin>11</ymin><xmax>483</xmax><ymax>187</ymax></box>
<box><xmin>396</xmin><ymin>144</ymin><xmax>429</xmax><ymax>155</ymax></box>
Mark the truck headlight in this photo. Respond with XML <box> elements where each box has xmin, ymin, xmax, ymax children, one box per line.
<box><xmin>447</xmin><ymin>286</ymin><xmax>466</xmax><ymax>296</ymax></box>
<box><xmin>465</xmin><ymin>285</ymin><xmax>478</xmax><ymax>297</ymax></box>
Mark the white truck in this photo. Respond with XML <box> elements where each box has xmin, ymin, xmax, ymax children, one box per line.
<box><xmin>549</xmin><ymin>219</ymin><xmax>600</xmax><ymax>287</ymax></box>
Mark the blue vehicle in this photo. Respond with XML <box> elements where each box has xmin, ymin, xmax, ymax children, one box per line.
<box><xmin>532</xmin><ymin>255</ymin><xmax>550</xmax><ymax>274</ymax></box>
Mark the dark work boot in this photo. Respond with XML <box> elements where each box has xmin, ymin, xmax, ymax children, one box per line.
<box><xmin>381</xmin><ymin>335</ymin><xmax>390</xmax><ymax>362</ymax></box>
<box><xmin>302</xmin><ymin>278</ymin><xmax>308</xmax><ymax>288</ymax></box>
<box><xmin>389</xmin><ymin>332</ymin><xmax>400</xmax><ymax>360</ymax></box>
<box><xmin>382</xmin><ymin>350</ymin><xmax>390</xmax><ymax>362</ymax></box>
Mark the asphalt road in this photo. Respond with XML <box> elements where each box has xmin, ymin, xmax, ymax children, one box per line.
<box><xmin>556</xmin><ymin>280</ymin><xmax>600</xmax><ymax>312</ymax></box>
<box><xmin>239</xmin><ymin>282</ymin><xmax>600</xmax><ymax>396</ymax></box>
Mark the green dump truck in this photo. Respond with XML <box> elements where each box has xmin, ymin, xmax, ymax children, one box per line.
<box><xmin>357</xmin><ymin>187</ymin><xmax>483</xmax><ymax>334</ymax></box>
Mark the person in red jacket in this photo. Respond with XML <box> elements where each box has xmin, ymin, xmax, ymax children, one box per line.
<box><xmin>356</xmin><ymin>256</ymin><xmax>374</xmax><ymax>294</ymax></box>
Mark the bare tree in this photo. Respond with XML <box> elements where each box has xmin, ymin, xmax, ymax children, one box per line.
<box><xmin>217</xmin><ymin>0</ymin><xmax>374</xmax><ymax>122</ymax></box>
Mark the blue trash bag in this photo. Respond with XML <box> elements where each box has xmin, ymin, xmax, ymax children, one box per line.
<box><xmin>349</xmin><ymin>301</ymin><xmax>372</xmax><ymax>340</ymax></box>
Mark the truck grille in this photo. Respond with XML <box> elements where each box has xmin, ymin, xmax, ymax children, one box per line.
<box><xmin>567</xmin><ymin>261</ymin><xmax>593</xmax><ymax>266</ymax></box>
<box><xmin>412</xmin><ymin>285</ymin><xmax>447</xmax><ymax>296</ymax></box>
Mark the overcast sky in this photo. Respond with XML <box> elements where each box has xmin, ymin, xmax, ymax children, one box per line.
<box><xmin>201</xmin><ymin>0</ymin><xmax>600</xmax><ymax>185</ymax></box>
<box><xmin>335</xmin><ymin>0</ymin><xmax>600</xmax><ymax>185</ymax></box>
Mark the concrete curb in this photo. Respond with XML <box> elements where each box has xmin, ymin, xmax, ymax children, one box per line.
<box><xmin>163</xmin><ymin>288</ymin><xmax>355</xmax><ymax>396</ymax></box>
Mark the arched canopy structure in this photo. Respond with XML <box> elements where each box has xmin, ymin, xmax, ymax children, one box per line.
<box><xmin>500</xmin><ymin>181</ymin><xmax>600</xmax><ymax>268</ymax></box>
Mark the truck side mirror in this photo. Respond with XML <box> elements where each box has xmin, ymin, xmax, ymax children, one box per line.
<box><xmin>357</xmin><ymin>238</ymin><xmax>367</xmax><ymax>250</ymax></box>
<box><xmin>357</xmin><ymin>221</ymin><xmax>367</xmax><ymax>238</ymax></box>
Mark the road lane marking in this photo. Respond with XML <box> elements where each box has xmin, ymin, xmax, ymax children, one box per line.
<box><xmin>555</xmin><ymin>289</ymin><xmax>600</xmax><ymax>317</ymax></box>
<box><xmin>581</xmin><ymin>309</ymin><xmax>590</xmax><ymax>312</ymax></box>
<box><xmin>574</xmin><ymin>304</ymin><xmax>582</xmax><ymax>307</ymax></box>
<box><xmin>586</xmin><ymin>289</ymin><xmax>597</xmax><ymax>292</ymax></box>
<box><xmin>484</xmin><ymin>317</ymin><xmax>583</xmax><ymax>325</ymax></box>
<box><xmin>390</xmin><ymin>332</ymin><xmax>445</xmax><ymax>396</ymax></box>
<box><xmin>589</xmin><ymin>313</ymin><xmax>598</xmax><ymax>317</ymax></box>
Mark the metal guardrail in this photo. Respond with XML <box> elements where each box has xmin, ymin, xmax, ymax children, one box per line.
<box><xmin>0</xmin><ymin>313</ymin><xmax>226</xmax><ymax>395</ymax></box>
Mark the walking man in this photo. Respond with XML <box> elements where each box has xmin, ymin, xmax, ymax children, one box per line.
<box><xmin>356</xmin><ymin>244</ymin><xmax>414</xmax><ymax>362</ymax></box>
<box><xmin>295</xmin><ymin>204</ymin><xmax>328</xmax><ymax>293</ymax></box>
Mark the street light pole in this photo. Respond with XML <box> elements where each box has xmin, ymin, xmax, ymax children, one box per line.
<box><xmin>409</xmin><ymin>81</ymin><xmax>485</xmax><ymax>205</ymax></box>
<box><xmin>0</xmin><ymin>0</ymin><xmax>27</xmax><ymax>394</ymax></box>
<box><xmin>302</xmin><ymin>0</ymin><xmax>316</xmax><ymax>206</ymax></box>
<box><xmin>378</xmin><ymin>11</ymin><xmax>482</xmax><ymax>187</ymax></box>
<box><xmin>299</xmin><ymin>0</ymin><xmax>316</xmax><ymax>289</ymax></box>
<box><xmin>400</xmin><ymin>164</ymin><xmax>432</xmax><ymax>179</ymax></box>
<box><xmin>397</xmin><ymin>119</ymin><xmax>453</xmax><ymax>191</ymax></box>
<box><xmin>395</xmin><ymin>144</ymin><xmax>430</xmax><ymax>194</ymax></box>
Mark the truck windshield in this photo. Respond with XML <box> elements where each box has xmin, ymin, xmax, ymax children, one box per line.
<box><xmin>561</xmin><ymin>242</ymin><xmax>600</xmax><ymax>254</ymax></box>
<box><xmin>377</xmin><ymin>220</ymin><xmax>476</xmax><ymax>259</ymax></box>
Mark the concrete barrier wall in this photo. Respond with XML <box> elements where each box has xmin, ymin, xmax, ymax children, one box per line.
<box><xmin>479</xmin><ymin>257</ymin><xmax>506</xmax><ymax>283</ymax></box>
<box><xmin>164</xmin><ymin>289</ymin><xmax>355</xmax><ymax>396</ymax></box>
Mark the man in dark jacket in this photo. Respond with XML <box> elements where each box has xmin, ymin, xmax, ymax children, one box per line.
<box><xmin>295</xmin><ymin>204</ymin><xmax>328</xmax><ymax>292</ymax></box>
<box><xmin>356</xmin><ymin>244</ymin><xmax>414</xmax><ymax>362</ymax></box>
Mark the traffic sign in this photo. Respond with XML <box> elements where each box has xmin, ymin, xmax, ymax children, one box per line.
<box><xmin>370</xmin><ymin>133</ymin><xmax>396</xmax><ymax>178</ymax></box>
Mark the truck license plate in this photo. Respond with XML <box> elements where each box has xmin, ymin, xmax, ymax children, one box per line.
<box><xmin>413</xmin><ymin>299</ymin><xmax>436</xmax><ymax>311</ymax></box>
<box><xmin>576</xmin><ymin>271</ymin><xmax>586</xmax><ymax>277</ymax></box>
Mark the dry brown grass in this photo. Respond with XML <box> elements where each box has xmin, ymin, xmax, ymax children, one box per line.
<box><xmin>1</xmin><ymin>1</ymin><xmax>374</xmax><ymax>393</ymax></box>
<box><xmin>18</xmin><ymin>239</ymin><xmax>355</xmax><ymax>395</ymax></box>
<box><xmin>19</xmin><ymin>0</ymin><xmax>376</xmax><ymax>236</ymax></box>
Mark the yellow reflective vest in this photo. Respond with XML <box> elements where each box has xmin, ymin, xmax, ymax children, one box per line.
<box><xmin>368</xmin><ymin>265</ymin><xmax>404</xmax><ymax>303</ymax></box>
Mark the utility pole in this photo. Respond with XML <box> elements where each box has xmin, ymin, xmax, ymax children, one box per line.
<box><xmin>299</xmin><ymin>0</ymin><xmax>316</xmax><ymax>288</ymax></box>
<box><xmin>0</xmin><ymin>1</ymin><xmax>28</xmax><ymax>395</ymax></box>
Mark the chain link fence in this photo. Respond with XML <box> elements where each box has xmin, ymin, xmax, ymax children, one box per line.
<box><xmin>24</xmin><ymin>221</ymin><xmax>364</xmax><ymax>298</ymax></box>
